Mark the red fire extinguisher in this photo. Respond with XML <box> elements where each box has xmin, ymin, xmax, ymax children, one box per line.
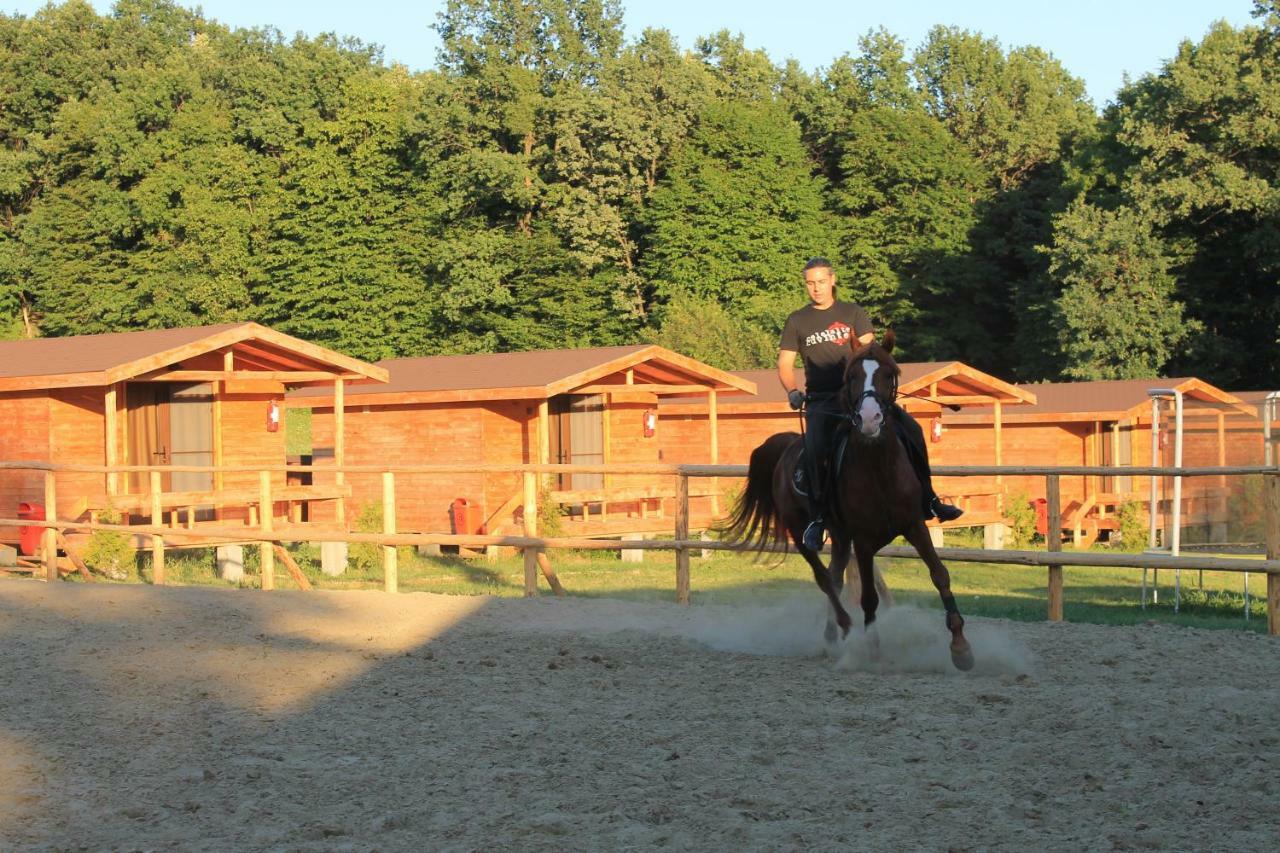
<box><xmin>930</xmin><ymin>417</ymin><xmax>943</xmax><ymax>443</ymax></box>
<box><xmin>642</xmin><ymin>409</ymin><xmax>656</xmax><ymax>438</ymax></box>
<box><xmin>267</xmin><ymin>399</ymin><xmax>281</xmax><ymax>433</ymax></box>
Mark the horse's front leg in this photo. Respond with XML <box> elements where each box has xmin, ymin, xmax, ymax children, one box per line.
<box><xmin>902</xmin><ymin>521</ymin><xmax>974</xmax><ymax>671</ymax></box>
<box><xmin>792</xmin><ymin>531</ymin><xmax>851</xmax><ymax>639</ymax></box>
<box><xmin>852</xmin><ymin>539</ymin><xmax>883</xmax><ymax>660</ymax></box>
<box><xmin>824</xmin><ymin>538</ymin><xmax>852</xmax><ymax>646</ymax></box>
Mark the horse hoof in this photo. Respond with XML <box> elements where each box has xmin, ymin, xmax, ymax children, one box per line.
<box><xmin>950</xmin><ymin>643</ymin><xmax>975</xmax><ymax>672</ymax></box>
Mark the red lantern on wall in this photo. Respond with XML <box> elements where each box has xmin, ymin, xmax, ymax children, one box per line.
<box><xmin>930</xmin><ymin>417</ymin><xmax>943</xmax><ymax>443</ymax></box>
<box><xmin>267</xmin><ymin>399</ymin><xmax>281</xmax><ymax>433</ymax></box>
<box><xmin>642</xmin><ymin>408</ymin><xmax>656</xmax><ymax>438</ymax></box>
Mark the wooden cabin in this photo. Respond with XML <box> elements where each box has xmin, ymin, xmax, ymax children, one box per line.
<box><xmin>0</xmin><ymin>323</ymin><xmax>387</xmax><ymax>550</ymax></box>
<box><xmin>659</xmin><ymin>361</ymin><xmax>1037</xmax><ymax>530</ymax></box>
<box><xmin>290</xmin><ymin>345</ymin><xmax>755</xmax><ymax>537</ymax></box>
<box><xmin>944</xmin><ymin>378</ymin><xmax>1259</xmax><ymax>544</ymax></box>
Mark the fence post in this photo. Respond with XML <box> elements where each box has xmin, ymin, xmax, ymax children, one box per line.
<box><xmin>149</xmin><ymin>471</ymin><xmax>165</xmax><ymax>585</ymax></box>
<box><xmin>43</xmin><ymin>470</ymin><xmax>57</xmax><ymax>583</ymax></box>
<box><xmin>523</xmin><ymin>470</ymin><xmax>538</xmax><ymax>598</ymax></box>
<box><xmin>675</xmin><ymin>472</ymin><xmax>690</xmax><ymax>604</ymax></box>
<box><xmin>259</xmin><ymin>470</ymin><xmax>274</xmax><ymax>590</ymax></box>
<box><xmin>1046</xmin><ymin>473</ymin><xmax>1063</xmax><ymax>622</ymax></box>
<box><xmin>383</xmin><ymin>471</ymin><xmax>397</xmax><ymax>593</ymax></box>
<box><xmin>1266</xmin><ymin>471</ymin><xmax>1279</xmax><ymax>636</ymax></box>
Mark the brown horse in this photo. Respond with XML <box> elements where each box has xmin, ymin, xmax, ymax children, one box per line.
<box><xmin>721</xmin><ymin>332</ymin><xmax>974</xmax><ymax>670</ymax></box>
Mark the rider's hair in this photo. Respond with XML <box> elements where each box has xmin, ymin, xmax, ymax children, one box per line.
<box><xmin>803</xmin><ymin>257</ymin><xmax>834</xmax><ymax>273</ymax></box>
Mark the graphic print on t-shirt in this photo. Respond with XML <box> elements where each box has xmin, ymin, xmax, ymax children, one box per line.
<box><xmin>803</xmin><ymin>321</ymin><xmax>851</xmax><ymax>349</ymax></box>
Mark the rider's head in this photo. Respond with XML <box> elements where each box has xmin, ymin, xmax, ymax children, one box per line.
<box><xmin>802</xmin><ymin>257</ymin><xmax>836</xmax><ymax>309</ymax></box>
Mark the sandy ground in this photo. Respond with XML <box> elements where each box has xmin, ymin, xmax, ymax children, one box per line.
<box><xmin>1</xmin><ymin>582</ymin><xmax>1277</xmax><ymax>852</ymax></box>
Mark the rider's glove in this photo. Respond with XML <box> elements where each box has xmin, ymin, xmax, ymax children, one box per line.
<box><xmin>788</xmin><ymin>389</ymin><xmax>805</xmax><ymax>410</ymax></box>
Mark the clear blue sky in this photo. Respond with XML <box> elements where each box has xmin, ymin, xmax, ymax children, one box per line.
<box><xmin>4</xmin><ymin>1</ymin><xmax>1260</xmax><ymax>107</ymax></box>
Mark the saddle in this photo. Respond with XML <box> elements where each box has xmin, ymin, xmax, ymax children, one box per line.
<box><xmin>792</xmin><ymin>426</ymin><xmax>853</xmax><ymax>500</ymax></box>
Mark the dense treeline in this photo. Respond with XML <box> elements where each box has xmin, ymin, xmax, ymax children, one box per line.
<box><xmin>1</xmin><ymin>0</ymin><xmax>1277</xmax><ymax>389</ymax></box>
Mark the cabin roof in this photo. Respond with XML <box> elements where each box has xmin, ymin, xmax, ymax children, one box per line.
<box><xmin>951</xmin><ymin>377</ymin><xmax>1255</xmax><ymax>422</ymax></box>
<box><xmin>660</xmin><ymin>361</ymin><xmax>1035</xmax><ymax>412</ymax></box>
<box><xmin>288</xmin><ymin>344</ymin><xmax>755</xmax><ymax>407</ymax></box>
<box><xmin>0</xmin><ymin>323</ymin><xmax>388</xmax><ymax>392</ymax></box>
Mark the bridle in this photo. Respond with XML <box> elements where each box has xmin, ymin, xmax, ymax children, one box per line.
<box><xmin>843</xmin><ymin>355</ymin><xmax>899</xmax><ymax>431</ymax></box>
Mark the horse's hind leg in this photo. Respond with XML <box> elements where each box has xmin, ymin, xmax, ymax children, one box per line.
<box><xmin>902</xmin><ymin>521</ymin><xmax>974</xmax><ymax>671</ymax></box>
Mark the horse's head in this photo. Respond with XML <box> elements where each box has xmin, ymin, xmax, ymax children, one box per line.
<box><xmin>841</xmin><ymin>330</ymin><xmax>899</xmax><ymax>440</ymax></box>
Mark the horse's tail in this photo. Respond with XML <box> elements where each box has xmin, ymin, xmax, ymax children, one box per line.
<box><xmin>716</xmin><ymin>432</ymin><xmax>797</xmax><ymax>555</ymax></box>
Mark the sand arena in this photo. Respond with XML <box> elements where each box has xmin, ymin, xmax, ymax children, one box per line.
<box><xmin>1</xmin><ymin>583</ymin><xmax>1277</xmax><ymax>850</ymax></box>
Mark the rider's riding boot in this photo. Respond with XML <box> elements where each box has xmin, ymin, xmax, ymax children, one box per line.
<box><xmin>895</xmin><ymin>414</ymin><xmax>964</xmax><ymax>523</ymax></box>
<box><xmin>929</xmin><ymin>495</ymin><xmax>964</xmax><ymax>523</ymax></box>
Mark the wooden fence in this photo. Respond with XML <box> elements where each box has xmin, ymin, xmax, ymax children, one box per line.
<box><xmin>2</xmin><ymin>461</ymin><xmax>1278</xmax><ymax>634</ymax></box>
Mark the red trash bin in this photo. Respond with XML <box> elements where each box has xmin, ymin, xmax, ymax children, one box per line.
<box><xmin>17</xmin><ymin>502</ymin><xmax>45</xmax><ymax>556</ymax></box>
<box><xmin>1031</xmin><ymin>498</ymin><xmax>1049</xmax><ymax>536</ymax></box>
<box><xmin>450</xmin><ymin>498</ymin><xmax>485</xmax><ymax>535</ymax></box>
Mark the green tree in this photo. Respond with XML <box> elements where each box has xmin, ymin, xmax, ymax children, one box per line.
<box><xmin>1044</xmin><ymin>202</ymin><xmax>1197</xmax><ymax>379</ymax></box>
<box><xmin>641</xmin><ymin>99</ymin><xmax>834</xmax><ymax>334</ymax></box>
<box><xmin>1093</xmin><ymin>3</ymin><xmax>1280</xmax><ymax>387</ymax></box>
<box><xmin>640</xmin><ymin>294</ymin><xmax>775</xmax><ymax>370</ymax></box>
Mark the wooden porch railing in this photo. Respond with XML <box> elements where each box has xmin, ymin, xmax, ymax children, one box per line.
<box><xmin>2</xmin><ymin>461</ymin><xmax>1278</xmax><ymax>634</ymax></box>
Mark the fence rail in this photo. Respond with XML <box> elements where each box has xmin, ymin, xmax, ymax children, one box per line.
<box><xmin>2</xmin><ymin>460</ymin><xmax>1277</xmax><ymax>634</ymax></box>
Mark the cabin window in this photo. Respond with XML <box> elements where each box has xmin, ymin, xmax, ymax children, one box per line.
<box><xmin>549</xmin><ymin>395</ymin><xmax>604</xmax><ymax>491</ymax></box>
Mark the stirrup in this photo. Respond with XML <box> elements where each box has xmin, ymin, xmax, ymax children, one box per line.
<box><xmin>930</xmin><ymin>497</ymin><xmax>964</xmax><ymax>523</ymax></box>
<box><xmin>802</xmin><ymin>519</ymin><xmax>826</xmax><ymax>551</ymax></box>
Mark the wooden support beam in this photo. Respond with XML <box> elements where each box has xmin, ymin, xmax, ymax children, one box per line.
<box><xmin>138</xmin><ymin>370</ymin><xmax>344</xmax><ymax>382</ymax></box>
<box><xmin>537</xmin><ymin>401</ymin><xmax>550</xmax><ymax>466</ymax></box>
<box><xmin>334</xmin><ymin>378</ymin><xmax>346</xmax><ymax>526</ymax></box>
<box><xmin>572</xmin><ymin>383</ymin><xmax>713</xmax><ymax>395</ymax></box>
<box><xmin>55</xmin><ymin>532</ymin><xmax>94</xmax><ymax>582</ymax></box>
<box><xmin>708</xmin><ymin>389</ymin><xmax>719</xmax><ymax>516</ymax></box>
<box><xmin>993</xmin><ymin>400</ymin><xmax>1003</xmax><ymax>493</ymax></box>
<box><xmin>1046</xmin><ymin>473</ymin><xmax>1063</xmax><ymax>622</ymax></box>
<box><xmin>523</xmin><ymin>471</ymin><xmax>539</xmax><ymax>598</ymax></box>
<box><xmin>149</xmin><ymin>471</ymin><xmax>164</xmax><ymax>585</ymax></box>
<box><xmin>382</xmin><ymin>472</ymin><xmax>397</xmax><ymax>593</ymax></box>
<box><xmin>259</xmin><ymin>470</ymin><xmax>274</xmax><ymax>590</ymax></box>
<box><xmin>43</xmin><ymin>471</ymin><xmax>57</xmax><ymax>583</ymax></box>
<box><xmin>1266</xmin><ymin>472</ymin><xmax>1279</xmax><ymax>636</ymax></box>
<box><xmin>675</xmin><ymin>474</ymin><xmax>690</xmax><ymax>605</ymax></box>
<box><xmin>272</xmin><ymin>543</ymin><xmax>312</xmax><ymax>591</ymax></box>
<box><xmin>104</xmin><ymin>385</ymin><xmax>118</xmax><ymax>496</ymax></box>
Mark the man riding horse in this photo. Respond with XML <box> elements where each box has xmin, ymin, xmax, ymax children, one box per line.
<box><xmin>777</xmin><ymin>257</ymin><xmax>963</xmax><ymax>551</ymax></box>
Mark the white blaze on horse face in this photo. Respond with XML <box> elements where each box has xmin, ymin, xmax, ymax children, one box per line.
<box><xmin>858</xmin><ymin>358</ymin><xmax>884</xmax><ymax>437</ymax></box>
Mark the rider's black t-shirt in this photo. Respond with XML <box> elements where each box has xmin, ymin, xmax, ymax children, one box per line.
<box><xmin>779</xmin><ymin>301</ymin><xmax>873</xmax><ymax>393</ymax></box>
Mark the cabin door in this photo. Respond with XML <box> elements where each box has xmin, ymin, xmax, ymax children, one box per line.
<box><xmin>126</xmin><ymin>383</ymin><xmax>215</xmax><ymax>496</ymax></box>
<box><xmin>549</xmin><ymin>395</ymin><xmax>604</xmax><ymax>490</ymax></box>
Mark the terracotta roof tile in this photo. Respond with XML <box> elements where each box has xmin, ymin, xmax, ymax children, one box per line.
<box><xmin>965</xmin><ymin>378</ymin><xmax>1216</xmax><ymax>416</ymax></box>
<box><xmin>290</xmin><ymin>344</ymin><xmax>740</xmax><ymax>399</ymax></box>
<box><xmin>664</xmin><ymin>363</ymin><xmax>958</xmax><ymax>406</ymax></box>
<box><xmin>0</xmin><ymin>324</ymin><xmax>244</xmax><ymax>379</ymax></box>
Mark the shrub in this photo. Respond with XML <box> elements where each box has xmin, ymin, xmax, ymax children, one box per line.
<box><xmin>350</xmin><ymin>501</ymin><xmax>384</xmax><ymax>575</ymax></box>
<box><xmin>538</xmin><ymin>485</ymin><xmax>565</xmax><ymax>538</ymax></box>
<box><xmin>1003</xmin><ymin>490</ymin><xmax>1037</xmax><ymax>549</ymax></box>
<box><xmin>1115</xmin><ymin>499</ymin><xmax>1148</xmax><ymax>552</ymax></box>
<box><xmin>82</xmin><ymin>505</ymin><xmax>136</xmax><ymax>581</ymax></box>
